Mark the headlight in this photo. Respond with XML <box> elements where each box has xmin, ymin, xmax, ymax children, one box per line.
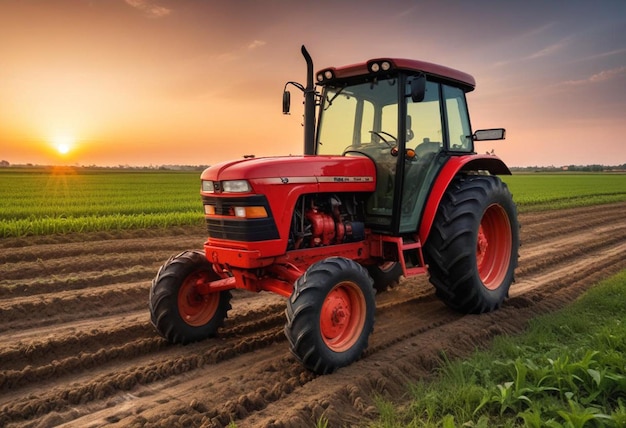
<box><xmin>222</xmin><ymin>180</ymin><xmax>251</xmax><ymax>193</ymax></box>
<box><xmin>201</xmin><ymin>180</ymin><xmax>214</xmax><ymax>193</ymax></box>
<box><xmin>317</xmin><ymin>68</ymin><xmax>335</xmax><ymax>82</ymax></box>
<box><xmin>368</xmin><ymin>60</ymin><xmax>394</xmax><ymax>74</ymax></box>
<box><xmin>234</xmin><ymin>206</ymin><xmax>267</xmax><ymax>218</ymax></box>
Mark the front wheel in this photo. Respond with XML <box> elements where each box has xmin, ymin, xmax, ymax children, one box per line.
<box><xmin>424</xmin><ymin>175</ymin><xmax>519</xmax><ymax>313</ymax></box>
<box><xmin>149</xmin><ymin>250</ymin><xmax>232</xmax><ymax>344</ymax></box>
<box><xmin>285</xmin><ymin>257</ymin><xmax>376</xmax><ymax>374</ymax></box>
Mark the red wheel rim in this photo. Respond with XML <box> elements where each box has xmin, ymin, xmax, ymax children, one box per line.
<box><xmin>476</xmin><ymin>204</ymin><xmax>512</xmax><ymax>290</ymax></box>
<box><xmin>320</xmin><ymin>281</ymin><xmax>366</xmax><ymax>352</ymax></box>
<box><xmin>178</xmin><ymin>271</ymin><xmax>219</xmax><ymax>326</ymax></box>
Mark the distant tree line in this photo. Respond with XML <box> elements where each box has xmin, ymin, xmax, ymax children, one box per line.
<box><xmin>510</xmin><ymin>164</ymin><xmax>626</xmax><ymax>173</ymax></box>
<box><xmin>0</xmin><ymin>161</ymin><xmax>208</xmax><ymax>171</ymax></box>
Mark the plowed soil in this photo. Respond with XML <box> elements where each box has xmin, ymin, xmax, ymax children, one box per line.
<box><xmin>1</xmin><ymin>202</ymin><xmax>625</xmax><ymax>427</ymax></box>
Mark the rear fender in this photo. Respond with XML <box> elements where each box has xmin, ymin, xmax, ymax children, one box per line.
<box><xmin>419</xmin><ymin>155</ymin><xmax>511</xmax><ymax>243</ymax></box>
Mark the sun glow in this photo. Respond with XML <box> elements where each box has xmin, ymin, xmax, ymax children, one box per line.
<box><xmin>52</xmin><ymin>136</ymin><xmax>75</xmax><ymax>155</ymax></box>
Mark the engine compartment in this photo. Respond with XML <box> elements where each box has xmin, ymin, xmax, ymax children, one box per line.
<box><xmin>287</xmin><ymin>193</ymin><xmax>367</xmax><ymax>250</ymax></box>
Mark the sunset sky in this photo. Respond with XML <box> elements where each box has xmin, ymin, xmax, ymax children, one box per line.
<box><xmin>1</xmin><ymin>0</ymin><xmax>625</xmax><ymax>167</ymax></box>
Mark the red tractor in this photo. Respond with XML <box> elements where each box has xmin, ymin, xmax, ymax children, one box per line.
<box><xmin>149</xmin><ymin>46</ymin><xmax>519</xmax><ymax>374</ymax></box>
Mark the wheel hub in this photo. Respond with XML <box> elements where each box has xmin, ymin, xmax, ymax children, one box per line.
<box><xmin>178</xmin><ymin>272</ymin><xmax>220</xmax><ymax>326</ymax></box>
<box><xmin>321</xmin><ymin>288</ymin><xmax>351</xmax><ymax>339</ymax></box>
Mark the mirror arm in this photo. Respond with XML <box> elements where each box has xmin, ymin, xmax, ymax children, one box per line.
<box><xmin>284</xmin><ymin>81</ymin><xmax>305</xmax><ymax>93</ymax></box>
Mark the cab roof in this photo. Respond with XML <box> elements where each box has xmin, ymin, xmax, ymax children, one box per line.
<box><xmin>317</xmin><ymin>58</ymin><xmax>476</xmax><ymax>92</ymax></box>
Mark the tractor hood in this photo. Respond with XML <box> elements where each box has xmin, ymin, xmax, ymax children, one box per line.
<box><xmin>201</xmin><ymin>155</ymin><xmax>376</xmax><ymax>189</ymax></box>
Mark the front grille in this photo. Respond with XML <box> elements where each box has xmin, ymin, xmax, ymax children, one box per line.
<box><xmin>202</xmin><ymin>195</ymin><xmax>279</xmax><ymax>242</ymax></box>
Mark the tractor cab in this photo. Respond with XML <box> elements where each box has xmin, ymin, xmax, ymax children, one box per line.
<box><xmin>313</xmin><ymin>59</ymin><xmax>479</xmax><ymax>235</ymax></box>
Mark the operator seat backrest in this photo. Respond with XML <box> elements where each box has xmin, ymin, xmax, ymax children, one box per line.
<box><xmin>414</xmin><ymin>137</ymin><xmax>441</xmax><ymax>157</ymax></box>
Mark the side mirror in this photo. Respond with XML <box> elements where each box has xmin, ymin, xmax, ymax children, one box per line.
<box><xmin>282</xmin><ymin>90</ymin><xmax>291</xmax><ymax>114</ymax></box>
<box><xmin>410</xmin><ymin>74</ymin><xmax>426</xmax><ymax>102</ymax></box>
<box><xmin>473</xmin><ymin>128</ymin><xmax>506</xmax><ymax>141</ymax></box>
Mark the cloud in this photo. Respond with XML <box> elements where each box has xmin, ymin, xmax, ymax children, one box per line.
<box><xmin>517</xmin><ymin>22</ymin><xmax>557</xmax><ymax>40</ymax></box>
<box><xmin>125</xmin><ymin>0</ymin><xmax>170</xmax><ymax>18</ymax></box>
<box><xmin>575</xmin><ymin>48</ymin><xmax>626</xmax><ymax>63</ymax></box>
<box><xmin>563</xmin><ymin>66</ymin><xmax>626</xmax><ymax>86</ymax></box>
<box><xmin>526</xmin><ymin>39</ymin><xmax>568</xmax><ymax>59</ymax></box>
<box><xmin>493</xmin><ymin>38</ymin><xmax>569</xmax><ymax>67</ymax></box>
<box><xmin>394</xmin><ymin>4</ymin><xmax>420</xmax><ymax>19</ymax></box>
<box><xmin>248</xmin><ymin>40</ymin><xmax>266</xmax><ymax>50</ymax></box>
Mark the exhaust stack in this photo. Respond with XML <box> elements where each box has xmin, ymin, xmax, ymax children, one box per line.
<box><xmin>301</xmin><ymin>45</ymin><xmax>316</xmax><ymax>156</ymax></box>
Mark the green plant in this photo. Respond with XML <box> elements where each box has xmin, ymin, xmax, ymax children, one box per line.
<box><xmin>557</xmin><ymin>399</ymin><xmax>611</xmax><ymax>427</ymax></box>
<box><xmin>315</xmin><ymin>415</ymin><xmax>329</xmax><ymax>428</ymax></box>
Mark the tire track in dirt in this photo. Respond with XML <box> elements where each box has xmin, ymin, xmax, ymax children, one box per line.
<box><xmin>0</xmin><ymin>202</ymin><xmax>624</xmax><ymax>427</ymax></box>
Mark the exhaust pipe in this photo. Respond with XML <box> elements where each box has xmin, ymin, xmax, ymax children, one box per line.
<box><xmin>301</xmin><ymin>45</ymin><xmax>316</xmax><ymax>156</ymax></box>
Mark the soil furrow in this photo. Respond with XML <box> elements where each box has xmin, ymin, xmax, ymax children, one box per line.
<box><xmin>0</xmin><ymin>225</ymin><xmax>205</xmax><ymax>254</ymax></box>
<box><xmin>0</xmin><ymin>282</ymin><xmax>149</xmax><ymax>333</ymax></box>
<box><xmin>0</xmin><ymin>322</ymin><xmax>157</xmax><ymax>371</ymax></box>
<box><xmin>0</xmin><ymin>266</ymin><xmax>155</xmax><ymax>298</ymax></box>
<box><xmin>0</xmin><ymin>328</ymin><xmax>287</xmax><ymax>427</ymax></box>
<box><xmin>517</xmin><ymin>223</ymin><xmax>626</xmax><ymax>277</ymax></box>
<box><xmin>519</xmin><ymin>202</ymin><xmax>625</xmax><ymax>242</ymax></box>
<box><xmin>0</xmin><ymin>251</ymin><xmax>169</xmax><ymax>282</ymax></box>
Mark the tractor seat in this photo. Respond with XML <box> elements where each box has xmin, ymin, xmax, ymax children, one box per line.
<box><xmin>414</xmin><ymin>138</ymin><xmax>441</xmax><ymax>157</ymax></box>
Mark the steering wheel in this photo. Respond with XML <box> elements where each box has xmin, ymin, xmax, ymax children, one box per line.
<box><xmin>369</xmin><ymin>131</ymin><xmax>397</xmax><ymax>148</ymax></box>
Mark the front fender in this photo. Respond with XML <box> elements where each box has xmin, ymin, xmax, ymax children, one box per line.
<box><xmin>419</xmin><ymin>155</ymin><xmax>511</xmax><ymax>243</ymax></box>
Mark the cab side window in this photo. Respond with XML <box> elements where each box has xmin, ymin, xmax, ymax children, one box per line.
<box><xmin>406</xmin><ymin>80</ymin><xmax>443</xmax><ymax>152</ymax></box>
<box><xmin>443</xmin><ymin>85</ymin><xmax>472</xmax><ymax>152</ymax></box>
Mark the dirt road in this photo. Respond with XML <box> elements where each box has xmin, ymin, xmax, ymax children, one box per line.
<box><xmin>1</xmin><ymin>202</ymin><xmax>625</xmax><ymax>427</ymax></box>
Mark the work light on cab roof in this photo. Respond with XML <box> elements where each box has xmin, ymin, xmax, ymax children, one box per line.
<box><xmin>149</xmin><ymin>45</ymin><xmax>519</xmax><ymax>376</ymax></box>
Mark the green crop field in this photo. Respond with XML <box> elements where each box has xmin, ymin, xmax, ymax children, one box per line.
<box><xmin>1</xmin><ymin>168</ymin><xmax>625</xmax><ymax>238</ymax></box>
<box><xmin>0</xmin><ymin>167</ymin><xmax>203</xmax><ymax>237</ymax></box>
<box><xmin>502</xmin><ymin>173</ymin><xmax>626</xmax><ymax>212</ymax></box>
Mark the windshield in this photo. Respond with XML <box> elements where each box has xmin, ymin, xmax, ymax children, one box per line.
<box><xmin>317</xmin><ymin>78</ymin><xmax>399</xmax><ymax>156</ymax></box>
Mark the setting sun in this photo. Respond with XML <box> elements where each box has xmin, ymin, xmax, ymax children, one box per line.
<box><xmin>52</xmin><ymin>136</ymin><xmax>75</xmax><ymax>155</ymax></box>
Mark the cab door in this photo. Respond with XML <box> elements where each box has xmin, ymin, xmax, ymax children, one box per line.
<box><xmin>398</xmin><ymin>81</ymin><xmax>472</xmax><ymax>233</ymax></box>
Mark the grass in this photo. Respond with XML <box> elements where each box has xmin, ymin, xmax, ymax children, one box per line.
<box><xmin>371</xmin><ymin>270</ymin><xmax>626</xmax><ymax>427</ymax></box>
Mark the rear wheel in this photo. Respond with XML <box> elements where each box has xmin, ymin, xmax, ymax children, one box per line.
<box><xmin>285</xmin><ymin>257</ymin><xmax>376</xmax><ymax>374</ymax></box>
<box><xmin>424</xmin><ymin>175</ymin><xmax>519</xmax><ymax>313</ymax></box>
<box><xmin>367</xmin><ymin>261</ymin><xmax>402</xmax><ymax>292</ymax></box>
<box><xmin>149</xmin><ymin>250</ymin><xmax>232</xmax><ymax>344</ymax></box>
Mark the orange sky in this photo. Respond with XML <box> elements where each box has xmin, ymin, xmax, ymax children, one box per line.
<box><xmin>1</xmin><ymin>0</ymin><xmax>625</xmax><ymax>167</ymax></box>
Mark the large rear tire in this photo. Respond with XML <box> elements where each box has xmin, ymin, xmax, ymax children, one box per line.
<box><xmin>367</xmin><ymin>261</ymin><xmax>402</xmax><ymax>292</ymax></box>
<box><xmin>285</xmin><ymin>257</ymin><xmax>376</xmax><ymax>374</ymax></box>
<box><xmin>149</xmin><ymin>250</ymin><xmax>232</xmax><ymax>344</ymax></box>
<box><xmin>424</xmin><ymin>175</ymin><xmax>519</xmax><ymax>313</ymax></box>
